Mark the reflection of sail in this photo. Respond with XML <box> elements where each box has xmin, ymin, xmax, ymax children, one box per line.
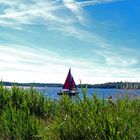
<box><xmin>63</xmin><ymin>68</ymin><xmax>77</xmax><ymax>90</ymax></box>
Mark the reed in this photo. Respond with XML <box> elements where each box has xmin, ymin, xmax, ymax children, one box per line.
<box><xmin>0</xmin><ymin>83</ymin><xmax>140</xmax><ymax>140</ymax></box>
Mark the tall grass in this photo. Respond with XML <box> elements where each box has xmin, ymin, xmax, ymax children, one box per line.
<box><xmin>0</xmin><ymin>84</ymin><xmax>140</xmax><ymax>139</ymax></box>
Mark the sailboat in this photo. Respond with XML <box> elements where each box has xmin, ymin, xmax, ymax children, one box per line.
<box><xmin>58</xmin><ymin>68</ymin><xmax>79</xmax><ymax>96</ymax></box>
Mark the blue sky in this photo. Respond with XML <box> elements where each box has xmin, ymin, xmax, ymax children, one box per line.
<box><xmin>0</xmin><ymin>0</ymin><xmax>140</xmax><ymax>84</ymax></box>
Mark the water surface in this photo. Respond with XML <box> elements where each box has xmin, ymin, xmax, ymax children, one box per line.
<box><xmin>37</xmin><ymin>87</ymin><xmax>140</xmax><ymax>100</ymax></box>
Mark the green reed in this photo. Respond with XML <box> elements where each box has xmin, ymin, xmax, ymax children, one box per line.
<box><xmin>0</xmin><ymin>83</ymin><xmax>140</xmax><ymax>140</ymax></box>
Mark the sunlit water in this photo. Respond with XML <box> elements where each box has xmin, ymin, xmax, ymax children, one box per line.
<box><xmin>36</xmin><ymin>87</ymin><xmax>140</xmax><ymax>100</ymax></box>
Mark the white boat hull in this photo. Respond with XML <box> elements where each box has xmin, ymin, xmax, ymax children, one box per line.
<box><xmin>57</xmin><ymin>89</ymin><xmax>79</xmax><ymax>96</ymax></box>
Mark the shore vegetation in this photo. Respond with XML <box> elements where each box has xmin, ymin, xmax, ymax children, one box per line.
<box><xmin>0</xmin><ymin>83</ymin><xmax>140</xmax><ymax>140</ymax></box>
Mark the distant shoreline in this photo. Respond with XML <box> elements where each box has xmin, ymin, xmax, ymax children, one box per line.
<box><xmin>1</xmin><ymin>81</ymin><xmax>140</xmax><ymax>89</ymax></box>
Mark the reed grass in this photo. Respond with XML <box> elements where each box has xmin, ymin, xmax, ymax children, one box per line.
<box><xmin>0</xmin><ymin>83</ymin><xmax>140</xmax><ymax>140</ymax></box>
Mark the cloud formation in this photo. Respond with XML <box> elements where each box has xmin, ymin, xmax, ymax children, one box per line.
<box><xmin>0</xmin><ymin>0</ymin><xmax>139</xmax><ymax>83</ymax></box>
<box><xmin>0</xmin><ymin>0</ymin><xmax>120</xmax><ymax>27</ymax></box>
<box><xmin>77</xmin><ymin>0</ymin><xmax>120</xmax><ymax>7</ymax></box>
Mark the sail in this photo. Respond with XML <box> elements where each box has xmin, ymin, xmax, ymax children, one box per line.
<box><xmin>63</xmin><ymin>69</ymin><xmax>77</xmax><ymax>90</ymax></box>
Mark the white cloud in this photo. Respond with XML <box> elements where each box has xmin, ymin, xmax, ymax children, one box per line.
<box><xmin>0</xmin><ymin>44</ymin><xmax>96</xmax><ymax>83</ymax></box>
<box><xmin>0</xmin><ymin>0</ymin><xmax>20</xmax><ymax>6</ymax></box>
<box><xmin>0</xmin><ymin>0</ymin><xmax>121</xmax><ymax>43</ymax></box>
<box><xmin>0</xmin><ymin>0</ymin><xmax>120</xmax><ymax>28</ymax></box>
<box><xmin>95</xmin><ymin>47</ymin><xmax>139</xmax><ymax>67</ymax></box>
<box><xmin>0</xmin><ymin>0</ymin><xmax>77</xmax><ymax>28</ymax></box>
<box><xmin>0</xmin><ymin>45</ymin><xmax>102</xmax><ymax>82</ymax></box>
<box><xmin>0</xmin><ymin>45</ymin><xmax>64</xmax><ymax>82</ymax></box>
<box><xmin>77</xmin><ymin>0</ymin><xmax>121</xmax><ymax>7</ymax></box>
<box><xmin>0</xmin><ymin>44</ymin><xmax>139</xmax><ymax>84</ymax></box>
<box><xmin>1</xmin><ymin>0</ymin><xmax>138</xmax><ymax>84</ymax></box>
<box><xmin>63</xmin><ymin>0</ymin><xmax>85</xmax><ymax>24</ymax></box>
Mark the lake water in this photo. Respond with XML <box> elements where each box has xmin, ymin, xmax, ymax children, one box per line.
<box><xmin>37</xmin><ymin>87</ymin><xmax>140</xmax><ymax>100</ymax></box>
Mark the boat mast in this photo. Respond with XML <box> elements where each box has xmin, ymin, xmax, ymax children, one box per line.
<box><xmin>63</xmin><ymin>68</ymin><xmax>77</xmax><ymax>90</ymax></box>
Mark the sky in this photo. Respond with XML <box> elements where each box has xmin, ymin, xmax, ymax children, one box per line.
<box><xmin>0</xmin><ymin>0</ymin><xmax>140</xmax><ymax>84</ymax></box>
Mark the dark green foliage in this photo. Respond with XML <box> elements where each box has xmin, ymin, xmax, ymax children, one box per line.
<box><xmin>0</xmin><ymin>84</ymin><xmax>140</xmax><ymax>140</ymax></box>
<box><xmin>92</xmin><ymin>82</ymin><xmax>140</xmax><ymax>89</ymax></box>
<box><xmin>3</xmin><ymin>81</ymin><xmax>140</xmax><ymax>89</ymax></box>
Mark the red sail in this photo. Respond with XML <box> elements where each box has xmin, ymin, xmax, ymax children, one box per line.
<box><xmin>63</xmin><ymin>69</ymin><xmax>77</xmax><ymax>90</ymax></box>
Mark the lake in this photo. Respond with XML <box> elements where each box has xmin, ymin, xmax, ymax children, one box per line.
<box><xmin>37</xmin><ymin>87</ymin><xmax>140</xmax><ymax>100</ymax></box>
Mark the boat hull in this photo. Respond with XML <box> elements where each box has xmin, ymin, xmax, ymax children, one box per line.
<box><xmin>57</xmin><ymin>89</ymin><xmax>79</xmax><ymax>96</ymax></box>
